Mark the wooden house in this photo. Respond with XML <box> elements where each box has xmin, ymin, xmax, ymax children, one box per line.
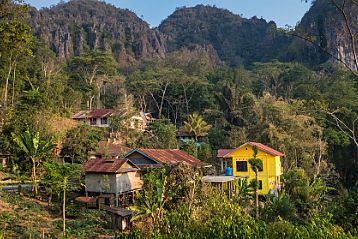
<box><xmin>72</xmin><ymin>109</ymin><xmax>113</xmax><ymax>128</ymax></box>
<box><xmin>124</xmin><ymin>149</ymin><xmax>205</xmax><ymax>169</ymax></box>
<box><xmin>176</xmin><ymin>126</ymin><xmax>208</xmax><ymax>142</ymax></box>
<box><xmin>106</xmin><ymin>208</ymin><xmax>135</xmax><ymax>231</ymax></box>
<box><xmin>81</xmin><ymin>157</ymin><xmax>143</xmax><ymax>207</ymax></box>
<box><xmin>72</xmin><ymin>109</ymin><xmax>155</xmax><ymax>131</ymax></box>
<box><xmin>91</xmin><ymin>139</ymin><xmax>131</xmax><ymax>158</ymax></box>
<box><xmin>219</xmin><ymin>142</ymin><xmax>285</xmax><ymax>195</ymax></box>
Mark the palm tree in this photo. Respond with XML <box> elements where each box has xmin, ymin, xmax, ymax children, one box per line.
<box><xmin>248</xmin><ymin>146</ymin><xmax>263</xmax><ymax>219</ymax></box>
<box><xmin>183</xmin><ymin>113</ymin><xmax>211</xmax><ymax>142</ymax></box>
<box><xmin>12</xmin><ymin>130</ymin><xmax>55</xmax><ymax>196</ymax></box>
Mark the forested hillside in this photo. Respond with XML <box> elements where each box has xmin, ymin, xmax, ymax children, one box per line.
<box><xmin>0</xmin><ymin>0</ymin><xmax>358</xmax><ymax>238</ymax></box>
<box><xmin>158</xmin><ymin>5</ymin><xmax>291</xmax><ymax>66</ymax></box>
<box><xmin>29</xmin><ymin>0</ymin><xmax>166</xmax><ymax>67</ymax></box>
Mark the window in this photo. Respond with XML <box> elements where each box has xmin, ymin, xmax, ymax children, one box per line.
<box><xmin>236</xmin><ymin>161</ymin><xmax>248</xmax><ymax>172</ymax></box>
<box><xmin>90</xmin><ymin>118</ymin><xmax>97</xmax><ymax>125</ymax></box>
<box><xmin>259</xmin><ymin>164</ymin><xmax>263</xmax><ymax>172</ymax></box>
<box><xmin>258</xmin><ymin>180</ymin><xmax>263</xmax><ymax>190</ymax></box>
<box><xmin>101</xmin><ymin>117</ymin><xmax>108</xmax><ymax>125</ymax></box>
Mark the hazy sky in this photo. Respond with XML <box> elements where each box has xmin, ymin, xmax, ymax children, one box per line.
<box><xmin>25</xmin><ymin>0</ymin><xmax>311</xmax><ymax>28</ymax></box>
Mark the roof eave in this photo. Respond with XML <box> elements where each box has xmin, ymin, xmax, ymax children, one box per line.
<box><xmin>222</xmin><ymin>142</ymin><xmax>285</xmax><ymax>157</ymax></box>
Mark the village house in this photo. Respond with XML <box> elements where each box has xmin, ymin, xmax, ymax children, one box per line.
<box><xmin>79</xmin><ymin>149</ymin><xmax>204</xmax><ymax>210</ymax></box>
<box><xmin>176</xmin><ymin>126</ymin><xmax>208</xmax><ymax>142</ymax></box>
<box><xmin>124</xmin><ymin>149</ymin><xmax>205</xmax><ymax>169</ymax></box>
<box><xmin>81</xmin><ymin>157</ymin><xmax>143</xmax><ymax>208</ymax></box>
<box><xmin>72</xmin><ymin>109</ymin><xmax>113</xmax><ymax>128</ymax></box>
<box><xmin>218</xmin><ymin>142</ymin><xmax>285</xmax><ymax>195</ymax></box>
<box><xmin>91</xmin><ymin>139</ymin><xmax>131</xmax><ymax>158</ymax></box>
<box><xmin>72</xmin><ymin>109</ymin><xmax>155</xmax><ymax>131</ymax></box>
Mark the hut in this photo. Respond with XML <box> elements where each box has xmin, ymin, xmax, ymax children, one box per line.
<box><xmin>81</xmin><ymin>157</ymin><xmax>143</xmax><ymax>208</ymax></box>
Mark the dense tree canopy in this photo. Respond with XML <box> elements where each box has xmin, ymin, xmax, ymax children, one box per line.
<box><xmin>0</xmin><ymin>0</ymin><xmax>358</xmax><ymax>237</ymax></box>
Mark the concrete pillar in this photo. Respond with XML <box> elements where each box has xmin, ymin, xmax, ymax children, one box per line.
<box><xmin>115</xmin><ymin>193</ymin><xmax>119</xmax><ymax>207</ymax></box>
<box><xmin>221</xmin><ymin>159</ymin><xmax>224</xmax><ymax>173</ymax></box>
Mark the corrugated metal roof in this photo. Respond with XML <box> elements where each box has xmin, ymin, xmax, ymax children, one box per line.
<box><xmin>71</xmin><ymin>111</ymin><xmax>87</xmax><ymax>119</ymax></box>
<box><xmin>88</xmin><ymin>109</ymin><xmax>113</xmax><ymax>118</ymax></box>
<box><xmin>220</xmin><ymin>142</ymin><xmax>285</xmax><ymax>157</ymax></box>
<box><xmin>76</xmin><ymin>196</ymin><xmax>97</xmax><ymax>203</ymax></box>
<box><xmin>131</xmin><ymin>149</ymin><xmax>204</xmax><ymax>166</ymax></box>
<box><xmin>72</xmin><ymin>109</ymin><xmax>113</xmax><ymax>119</ymax></box>
<box><xmin>202</xmin><ymin>176</ymin><xmax>238</xmax><ymax>183</ymax></box>
<box><xmin>217</xmin><ymin>149</ymin><xmax>235</xmax><ymax>158</ymax></box>
<box><xmin>81</xmin><ymin>157</ymin><xmax>139</xmax><ymax>173</ymax></box>
<box><xmin>248</xmin><ymin>142</ymin><xmax>285</xmax><ymax>157</ymax></box>
<box><xmin>94</xmin><ymin>141</ymin><xmax>131</xmax><ymax>157</ymax></box>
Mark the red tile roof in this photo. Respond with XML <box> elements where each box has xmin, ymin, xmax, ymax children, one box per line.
<box><xmin>76</xmin><ymin>196</ymin><xmax>97</xmax><ymax>203</ymax></box>
<box><xmin>72</xmin><ymin>109</ymin><xmax>113</xmax><ymax>119</ymax></box>
<box><xmin>71</xmin><ymin>110</ymin><xmax>87</xmax><ymax>119</ymax></box>
<box><xmin>81</xmin><ymin>157</ymin><xmax>139</xmax><ymax>173</ymax></box>
<box><xmin>136</xmin><ymin>149</ymin><xmax>204</xmax><ymax>166</ymax></box>
<box><xmin>248</xmin><ymin>142</ymin><xmax>285</xmax><ymax>157</ymax></box>
<box><xmin>218</xmin><ymin>142</ymin><xmax>285</xmax><ymax>157</ymax></box>
<box><xmin>217</xmin><ymin>149</ymin><xmax>235</xmax><ymax>158</ymax></box>
<box><xmin>89</xmin><ymin>109</ymin><xmax>113</xmax><ymax>118</ymax></box>
<box><xmin>94</xmin><ymin>141</ymin><xmax>131</xmax><ymax>157</ymax></box>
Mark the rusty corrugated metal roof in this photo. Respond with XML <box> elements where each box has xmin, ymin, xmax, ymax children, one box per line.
<box><xmin>221</xmin><ymin>142</ymin><xmax>285</xmax><ymax>157</ymax></box>
<box><xmin>248</xmin><ymin>142</ymin><xmax>285</xmax><ymax>157</ymax></box>
<box><xmin>94</xmin><ymin>141</ymin><xmax>131</xmax><ymax>157</ymax></box>
<box><xmin>81</xmin><ymin>157</ymin><xmax>139</xmax><ymax>173</ymax></box>
<box><xmin>76</xmin><ymin>196</ymin><xmax>97</xmax><ymax>203</ymax></box>
<box><xmin>217</xmin><ymin>149</ymin><xmax>235</xmax><ymax>158</ymax></box>
<box><xmin>89</xmin><ymin>109</ymin><xmax>113</xmax><ymax>118</ymax></box>
<box><xmin>72</xmin><ymin>109</ymin><xmax>113</xmax><ymax>119</ymax></box>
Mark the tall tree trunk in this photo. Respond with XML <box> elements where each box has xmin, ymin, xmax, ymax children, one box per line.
<box><xmin>4</xmin><ymin>60</ymin><xmax>13</xmax><ymax>110</ymax></box>
<box><xmin>11</xmin><ymin>63</ymin><xmax>16</xmax><ymax>107</ymax></box>
<box><xmin>31</xmin><ymin>158</ymin><xmax>38</xmax><ymax>196</ymax></box>
<box><xmin>159</xmin><ymin>82</ymin><xmax>169</xmax><ymax>117</ymax></box>
<box><xmin>63</xmin><ymin>177</ymin><xmax>68</xmax><ymax>237</ymax></box>
<box><xmin>182</xmin><ymin>84</ymin><xmax>189</xmax><ymax>114</ymax></box>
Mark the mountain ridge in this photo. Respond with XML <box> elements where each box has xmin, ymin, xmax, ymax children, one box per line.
<box><xmin>29</xmin><ymin>0</ymin><xmax>166</xmax><ymax>67</ymax></box>
<box><xmin>27</xmin><ymin>0</ymin><xmax>358</xmax><ymax>70</ymax></box>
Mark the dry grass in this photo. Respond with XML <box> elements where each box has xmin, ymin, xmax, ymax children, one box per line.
<box><xmin>0</xmin><ymin>191</ymin><xmax>113</xmax><ymax>238</ymax></box>
<box><xmin>0</xmin><ymin>191</ymin><xmax>61</xmax><ymax>238</ymax></box>
<box><xmin>47</xmin><ymin>115</ymin><xmax>79</xmax><ymax>146</ymax></box>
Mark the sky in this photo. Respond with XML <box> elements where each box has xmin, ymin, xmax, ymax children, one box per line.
<box><xmin>25</xmin><ymin>0</ymin><xmax>312</xmax><ymax>28</ymax></box>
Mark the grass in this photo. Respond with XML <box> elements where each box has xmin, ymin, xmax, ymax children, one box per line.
<box><xmin>0</xmin><ymin>191</ymin><xmax>59</xmax><ymax>238</ymax></box>
<box><xmin>0</xmin><ymin>191</ymin><xmax>116</xmax><ymax>238</ymax></box>
<box><xmin>56</xmin><ymin>209</ymin><xmax>113</xmax><ymax>238</ymax></box>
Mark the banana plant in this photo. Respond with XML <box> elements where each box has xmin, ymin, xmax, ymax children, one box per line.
<box><xmin>12</xmin><ymin>130</ymin><xmax>56</xmax><ymax>196</ymax></box>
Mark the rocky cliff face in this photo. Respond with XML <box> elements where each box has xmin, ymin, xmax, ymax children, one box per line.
<box><xmin>29</xmin><ymin>0</ymin><xmax>166</xmax><ymax>67</ymax></box>
<box><xmin>289</xmin><ymin>0</ymin><xmax>358</xmax><ymax>70</ymax></box>
<box><xmin>158</xmin><ymin>5</ymin><xmax>290</xmax><ymax>67</ymax></box>
<box><xmin>28</xmin><ymin>1</ymin><xmax>358</xmax><ymax>70</ymax></box>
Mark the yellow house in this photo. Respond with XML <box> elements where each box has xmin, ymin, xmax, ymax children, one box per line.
<box><xmin>222</xmin><ymin>142</ymin><xmax>285</xmax><ymax>194</ymax></box>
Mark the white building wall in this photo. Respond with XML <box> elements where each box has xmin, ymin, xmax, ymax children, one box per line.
<box><xmin>86</xmin><ymin>172</ymin><xmax>143</xmax><ymax>194</ymax></box>
<box><xmin>86</xmin><ymin>173</ymin><xmax>117</xmax><ymax>193</ymax></box>
<box><xmin>116</xmin><ymin>171</ymin><xmax>143</xmax><ymax>194</ymax></box>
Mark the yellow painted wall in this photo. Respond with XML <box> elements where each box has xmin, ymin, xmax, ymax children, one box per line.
<box><xmin>225</xmin><ymin>144</ymin><xmax>282</xmax><ymax>194</ymax></box>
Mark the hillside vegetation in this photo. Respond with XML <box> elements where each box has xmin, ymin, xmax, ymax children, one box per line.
<box><xmin>0</xmin><ymin>0</ymin><xmax>358</xmax><ymax>238</ymax></box>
